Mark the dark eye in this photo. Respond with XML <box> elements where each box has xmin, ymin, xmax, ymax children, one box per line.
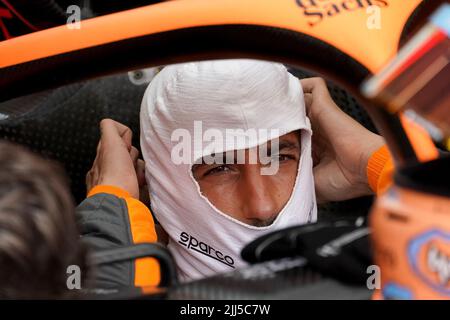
<box><xmin>204</xmin><ymin>165</ymin><xmax>231</xmax><ymax>176</ymax></box>
<box><xmin>275</xmin><ymin>154</ymin><xmax>296</xmax><ymax>162</ymax></box>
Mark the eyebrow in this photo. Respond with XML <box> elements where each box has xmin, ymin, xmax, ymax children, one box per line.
<box><xmin>267</xmin><ymin>140</ymin><xmax>300</xmax><ymax>154</ymax></box>
<box><xmin>192</xmin><ymin>139</ymin><xmax>300</xmax><ymax>168</ymax></box>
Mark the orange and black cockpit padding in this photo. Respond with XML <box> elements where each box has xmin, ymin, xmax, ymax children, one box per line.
<box><xmin>0</xmin><ymin>0</ymin><xmax>443</xmax><ymax>164</ymax></box>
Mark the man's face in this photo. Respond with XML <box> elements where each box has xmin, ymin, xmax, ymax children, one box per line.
<box><xmin>192</xmin><ymin>131</ymin><xmax>301</xmax><ymax>227</ymax></box>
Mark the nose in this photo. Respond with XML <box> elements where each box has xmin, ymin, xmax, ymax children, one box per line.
<box><xmin>240</xmin><ymin>165</ymin><xmax>280</xmax><ymax>225</ymax></box>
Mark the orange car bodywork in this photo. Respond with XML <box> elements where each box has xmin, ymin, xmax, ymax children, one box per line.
<box><xmin>371</xmin><ymin>186</ymin><xmax>450</xmax><ymax>300</ymax></box>
<box><xmin>1</xmin><ymin>0</ymin><xmax>423</xmax><ymax>73</ymax></box>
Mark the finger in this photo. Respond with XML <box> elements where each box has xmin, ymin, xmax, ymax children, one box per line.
<box><xmin>89</xmin><ymin>150</ymin><xmax>101</xmax><ymax>183</ymax></box>
<box><xmin>130</xmin><ymin>146</ymin><xmax>139</xmax><ymax>166</ymax></box>
<box><xmin>86</xmin><ymin>170</ymin><xmax>91</xmax><ymax>187</ymax></box>
<box><xmin>300</xmin><ymin>78</ymin><xmax>313</xmax><ymax>93</ymax></box>
<box><xmin>96</xmin><ymin>141</ymin><xmax>101</xmax><ymax>154</ymax></box>
<box><xmin>91</xmin><ymin>166</ymin><xmax>99</xmax><ymax>188</ymax></box>
<box><xmin>136</xmin><ymin>159</ymin><xmax>146</xmax><ymax>187</ymax></box>
<box><xmin>100</xmin><ymin>118</ymin><xmax>133</xmax><ymax>151</ymax></box>
<box><xmin>112</xmin><ymin>120</ymin><xmax>133</xmax><ymax>151</ymax></box>
<box><xmin>91</xmin><ymin>143</ymin><xmax>101</xmax><ymax>172</ymax></box>
<box><xmin>86</xmin><ymin>170</ymin><xmax>93</xmax><ymax>192</ymax></box>
<box><xmin>304</xmin><ymin>93</ymin><xmax>313</xmax><ymax>114</ymax></box>
<box><xmin>301</xmin><ymin>78</ymin><xmax>366</xmax><ymax>138</ymax></box>
<box><xmin>118</xmin><ymin>125</ymin><xmax>133</xmax><ymax>151</ymax></box>
<box><xmin>300</xmin><ymin>77</ymin><xmax>326</xmax><ymax>94</ymax></box>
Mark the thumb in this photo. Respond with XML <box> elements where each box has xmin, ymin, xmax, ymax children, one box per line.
<box><xmin>100</xmin><ymin>119</ymin><xmax>133</xmax><ymax>151</ymax></box>
<box><xmin>136</xmin><ymin>159</ymin><xmax>146</xmax><ymax>187</ymax></box>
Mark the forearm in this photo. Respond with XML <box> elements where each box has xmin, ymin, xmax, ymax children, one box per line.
<box><xmin>367</xmin><ymin>116</ymin><xmax>439</xmax><ymax>195</ymax></box>
<box><xmin>77</xmin><ymin>185</ymin><xmax>160</xmax><ymax>288</ymax></box>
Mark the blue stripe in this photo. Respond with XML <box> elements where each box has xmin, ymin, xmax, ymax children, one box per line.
<box><xmin>430</xmin><ymin>4</ymin><xmax>450</xmax><ymax>36</ymax></box>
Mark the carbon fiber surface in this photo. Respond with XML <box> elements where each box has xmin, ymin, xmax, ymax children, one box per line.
<box><xmin>86</xmin><ymin>257</ymin><xmax>371</xmax><ymax>300</ymax></box>
<box><xmin>0</xmin><ymin>73</ymin><xmax>146</xmax><ymax>203</ymax></box>
<box><xmin>165</xmin><ymin>257</ymin><xmax>371</xmax><ymax>300</ymax></box>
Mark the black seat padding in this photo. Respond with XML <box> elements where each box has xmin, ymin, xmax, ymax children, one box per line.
<box><xmin>0</xmin><ymin>73</ymin><xmax>145</xmax><ymax>203</ymax></box>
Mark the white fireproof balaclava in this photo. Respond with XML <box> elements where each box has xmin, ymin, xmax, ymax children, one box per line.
<box><xmin>140</xmin><ymin>60</ymin><xmax>317</xmax><ymax>283</ymax></box>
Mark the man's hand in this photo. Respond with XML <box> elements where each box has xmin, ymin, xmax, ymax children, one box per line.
<box><xmin>86</xmin><ymin>119</ymin><xmax>146</xmax><ymax>199</ymax></box>
<box><xmin>300</xmin><ymin>78</ymin><xmax>385</xmax><ymax>203</ymax></box>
